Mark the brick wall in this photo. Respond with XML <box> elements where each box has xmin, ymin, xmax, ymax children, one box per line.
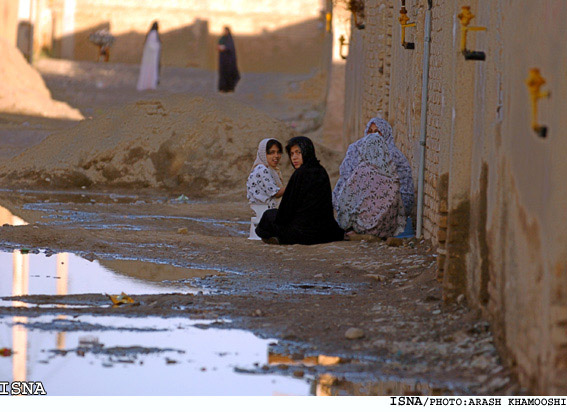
<box><xmin>348</xmin><ymin>0</ymin><xmax>444</xmax><ymax>243</ymax></box>
<box><xmin>46</xmin><ymin>0</ymin><xmax>329</xmax><ymax>72</ymax></box>
<box><xmin>347</xmin><ymin>0</ymin><xmax>567</xmax><ymax>394</ymax></box>
<box><xmin>361</xmin><ymin>0</ymin><xmax>393</xmax><ymax>124</ymax></box>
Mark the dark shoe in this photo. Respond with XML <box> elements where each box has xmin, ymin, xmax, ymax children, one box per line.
<box><xmin>262</xmin><ymin>237</ymin><xmax>280</xmax><ymax>245</ymax></box>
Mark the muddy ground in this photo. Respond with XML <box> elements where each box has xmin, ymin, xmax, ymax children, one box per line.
<box><xmin>0</xmin><ymin>59</ymin><xmax>522</xmax><ymax>395</ymax></box>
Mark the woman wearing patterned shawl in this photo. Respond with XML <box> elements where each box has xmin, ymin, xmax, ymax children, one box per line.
<box><xmin>256</xmin><ymin>136</ymin><xmax>344</xmax><ymax>245</ymax></box>
<box><xmin>332</xmin><ymin>119</ymin><xmax>408</xmax><ymax>237</ymax></box>
<box><xmin>246</xmin><ymin>138</ymin><xmax>285</xmax><ymax>209</ymax></box>
<box><xmin>364</xmin><ymin>117</ymin><xmax>415</xmax><ymax>216</ymax></box>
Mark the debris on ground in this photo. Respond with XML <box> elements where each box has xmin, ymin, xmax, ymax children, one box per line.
<box><xmin>106</xmin><ymin>292</ymin><xmax>136</xmax><ymax>306</ymax></box>
<box><xmin>344</xmin><ymin>327</ymin><xmax>365</xmax><ymax>340</ymax></box>
<box><xmin>0</xmin><ymin>347</ymin><xmax>13</xmax><ymax>357</ymax></box>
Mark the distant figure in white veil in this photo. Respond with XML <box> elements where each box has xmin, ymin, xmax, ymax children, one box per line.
<box><xmin>137</xmin><ymin>21</ymin><xmax>161</xmax><ymax>91</ymax></box>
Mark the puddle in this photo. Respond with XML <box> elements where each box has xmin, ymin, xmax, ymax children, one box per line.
<box><xmin>21</xmin><ymin>204</ymin><xmax>248</xmax><ymax>235</ymax></box>
<box><xmin>313</xmin><ymin>374</ymin><xmax>450</xmax><ymax>396</ymax></box>
<box><xmin>0</xmin><ymin>205</ymin><xmax>27</xmax><ymax>226</ymax></box>
<box><xmin>0</xmin><ymin>314</ymin><xmax>453</xmax><ymax>395</ymax></box>
<box><xmin>0</xmin><ymin>250</ymin><xmax>203</xmax><ymax>306</ymax></box>
<box><xmin>269</xmin><ymin>351</ymin><xmax>343</xmax><ymax>366</ymax></box>
<box><xmin>277</xmin><ymin>282</ymin><xmax>353</xmax><ymax>295</ymax></box>
<box><xmin>0</xmin><ymin>188</ymin><xmax>167</xmax><ymax>205</ymax></box>
<box><xmin>0</xmin><ymin>314</ymin><xmax>311</xmax><ymax>395</ymax></box>
<box><xmin>266</xmin><ymin>352</ymin><xmax>453</xmax><ymax>396</ymax></box>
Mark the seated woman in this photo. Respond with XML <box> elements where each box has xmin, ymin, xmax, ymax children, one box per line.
<box><xmin>256</xmin><ymin>136</ymin><xmax>344</xmax><ymax>245</ymax></box>
<box><xmin>246</xmin><ymin>139</ymin><xmax>285</xmax><ymax>239</ymax></box>
<box><xmin>365</xmin><ymin>117</ymin><xmax>415</xmax><ymax>216</ymax></box>
<box><xmin>247</xmin><ymin>138</ymin><xmax>285</xmax><ymax>209</ymax></box>
<box><xmin>333</xmin><ymin>120</ymin><xmax>407</xmax><ymax>238</ymax></box>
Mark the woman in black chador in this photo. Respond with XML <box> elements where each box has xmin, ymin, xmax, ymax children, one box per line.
<box><xmin>217</xmin><ymin>26</ymin><xmax>240</xmax><ymax>92</ymax></box>
<box><xmin>256</xmin><ymin>136</ymin><xmax>345</xmax><ymax>245</ymax></box>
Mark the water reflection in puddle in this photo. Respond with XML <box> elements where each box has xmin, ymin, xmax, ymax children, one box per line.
<box><xmin>0</xmin><ymin>250</ymin><xmax>203</xmax><ymax>306</ymax></box>
<box><xmin>314</xmin><ymin>374</ymin><xmax>448</xmax><ymax>396</ymax></box>
<box><xmin>0</xmin><ymin>315</ymin><xmax>310</xmax><ymax>395</ymax></box>
<box><xmin>268</xmin><ymin>352</ymin><xmax>452</xmax><ymax>396</ymax></box>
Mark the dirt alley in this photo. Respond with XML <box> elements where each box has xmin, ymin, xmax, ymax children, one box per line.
<box><xmin>0</xmin><ymin>59</ymin><xmax>522</xmax><ymax>395</ymax></box>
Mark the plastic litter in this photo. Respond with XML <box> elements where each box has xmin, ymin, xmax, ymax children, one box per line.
<box><xmin>106</xmin><ymin>292</ymin><xmax>136</xmax><ymax>306</ymax></box>
<box><xmin>171</xmin><ymin>194</ymin><xmax>190</xmax><ymax>204</ymax></box>
<box><xmin>0</xmin><ymin>347</ymin><xmax>13</xmax><ymax>357</ymax></box>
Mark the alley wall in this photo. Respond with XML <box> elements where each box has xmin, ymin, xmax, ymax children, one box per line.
<box><xmin>0</xmin><ymin>1</ymin><xmax>19</xmax><ymax>46</ymax></box>
<box><xmin>37</xmin><ymin>0</ymin><xmax>331</xmax><ymax>73</ymax></box>
<box><xmin>342</xmin><ymin>0</ymin><xmax>567</xmax><ymax>394</ymax></box>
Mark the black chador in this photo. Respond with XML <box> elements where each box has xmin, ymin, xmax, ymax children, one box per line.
<box><xmin>256</xmin><ymin>136</ymin><xmax>344</xmax><ymax>245</ymax></box>
<box><xmin>218</xmin><ymin>27</ymin><xmax>240</xmax><ymax>92</ymax></box>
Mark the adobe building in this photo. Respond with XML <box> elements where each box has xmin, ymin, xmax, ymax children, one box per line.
<box><xmin>341</xmin><ymin>0</ymin><xmax>567</xmax><ymax>394</ymax></box>
<box><xmin>1</xmin><ymin>0</ymin><xmax>333</xmax><ymax>73</ymax></box>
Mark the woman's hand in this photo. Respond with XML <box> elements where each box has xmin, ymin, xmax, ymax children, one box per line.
<box><xmin>274</xmin><ymin>186</ymin><xmax>285</xmax><ymax>198</ymax></box>
<box><xmin>218</xmin><ymin>45</ymin><xmax>226</xmax><ymax>52</ymax></box>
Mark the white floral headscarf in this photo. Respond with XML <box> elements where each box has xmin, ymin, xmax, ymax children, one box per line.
<box><xmin>251</xmin><ymin>138</ymin><xmax>283</xmax><ymax>187</ymax></box>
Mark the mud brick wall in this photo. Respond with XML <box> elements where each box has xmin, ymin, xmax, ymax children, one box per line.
<box><xmin>347</xmin><ymin>0</ymin><xmax>444</xmax><ymax>242</ymax></box>
<box><xmin>0</xmin><ymin>0</ymin><xmax>19</xmax><ymax>46</ymax></box>
<box><xmin>347</xmin><ymin>0</ymin><xmax>567</xmax><ymax>394</ymax></box>
<box><xmin>342</xmin><ymin>0</ymin><xmax>394</xmax><ymax>149</ymax></box>
<box><xmin>474</xmin><ymin>0</ymin><xmax>567</xmax><ymax>394</ymax></box>
<box><xmin>419</xmin><ymin>0</ymin><xmax>449</xmax><ymax>243</ymax></box>
<box><xmin>361</xmin><ymin>0</ymin><xmax>393</xmax><ymax>124</ymax></box>
<box><xmin>47</xmin><ymin>0</ymin><xmax>329</xmax><ymax>72</ymax></box>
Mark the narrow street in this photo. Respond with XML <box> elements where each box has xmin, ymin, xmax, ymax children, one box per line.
<box><xmin>2</xmin><ymin>0</ymin><xmax>566</xmax><ymax>399</ymax></box>
<box><xmin>0</xmin><ymin>189</ymin><xmax>515</xmax><ymax>395</ymax></box>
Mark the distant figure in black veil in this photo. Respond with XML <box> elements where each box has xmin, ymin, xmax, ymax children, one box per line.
<box><xmin>217</xmin><ymin>26</ymin><xmax>240</xmax><ymax>92</ymax></box>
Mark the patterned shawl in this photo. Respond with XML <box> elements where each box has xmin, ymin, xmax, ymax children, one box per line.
<box><xmin>333</xmin><ymin>132</ymin><xmax>406</xmax><ymax>236</ymax></box>
<box><xmin>364</xmin><ymin>117</ymin><xmax>414</xmax><ymax>197</ymax></box>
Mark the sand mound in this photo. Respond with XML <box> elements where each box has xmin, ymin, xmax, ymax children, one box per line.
<box><xmin>0</xmin><ymin>38</ymin><xmax>82</xmax><ymax>120</ymax></box>
<box><xmin>0</xmin><ymin>93</ymin><xmax>341</xmax><ymax>195</ymax></box>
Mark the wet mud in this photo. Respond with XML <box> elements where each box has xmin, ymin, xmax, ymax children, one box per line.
<box><xmin>0</xmin><ymin>189</ymin><xmax>522</xmax><ymax>395</ymax></box>
<box><xmin>0</xmin><ymin>58</ymin><xmax>521</xmax><ymax>396</ymax></box>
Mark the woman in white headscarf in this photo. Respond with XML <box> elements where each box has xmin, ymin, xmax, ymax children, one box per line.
<box><xmin>246</xmin><ymin>139</ymin><xmax>285</xmax><ymax>209</ymax></box>
<box><xmin>333</xmin><ymin>121</ymin><xmax>407</xmax><ymax>237</ymax></box>
<box><xmin>137</xmin><ymin>21</ymin><xmax>162</xmax><ymax>91</ymax></box>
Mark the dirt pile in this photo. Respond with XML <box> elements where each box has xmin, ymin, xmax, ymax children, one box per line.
<box><xmin>0</xmin><ymin>38</ymin><xmax>82</xmax><ymax>120</ymax></box>
<box><xmin>0</xmin><ymin>93</ymin><xmax>341</xmax><ymax>195</ymax></box>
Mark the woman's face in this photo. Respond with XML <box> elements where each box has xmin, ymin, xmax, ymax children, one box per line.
<box><xmin>289</xmin><ymin>145</ymin><xmax>303</xmax><ymax>169</ymax></box>
<box><xmin>266</xmin><ymin>144</ymin><xmax>282</xmax><ymax>168</ymax></box>
<box><xmin>368</xmin><ymin>122</ymin><xmax>380</xmax><ymax>134</ymax></box>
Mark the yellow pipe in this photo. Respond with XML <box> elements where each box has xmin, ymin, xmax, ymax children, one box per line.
<box><xmin>399</xmin><ymin>7</ymin><xmax>416</xmax><ymax>47</ymax></box>
<box><xmin>338</xmin><ymin>34</ymin><xmax>349</xmax><ymax>59</ymax></box>
<box><xmin>325</xmin><ymin>12</ymin><xmax>332</xmax><ymax>33</ymax></box>
<box><xmin>526</xmin><ymin>68</ymin><xmax>550</xmax><ymax>132</ymax></box>
<box><xmin>458</xmin><ymin>6</ymin><xmax>486</xmax><ymax>54</ymax></box>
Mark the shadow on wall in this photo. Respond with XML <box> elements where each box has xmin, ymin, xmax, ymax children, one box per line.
<box><xmin>52</xmin><ymin>22</ymin><xmax>110</xmax><ymax>60</ymax></box>
<box><xmin>50</xmin><ymin>17</ymin><xmax>327</xmax><ymax>74</ymax></box>
<box><xmin>214</xmin><ymin>17</ymin><xmax>327</xmax><ymax>73</ymax></box>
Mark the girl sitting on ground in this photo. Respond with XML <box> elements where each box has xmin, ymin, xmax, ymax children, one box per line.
<box><xmin>256</xmin><ymin>136</ymin><xmax>344</xmax><ymax>245</ymax></box>
<box><xmin>246</xmin><ymin>138</ymin><xmax>285</xmax><ymax>209</ymax></box>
